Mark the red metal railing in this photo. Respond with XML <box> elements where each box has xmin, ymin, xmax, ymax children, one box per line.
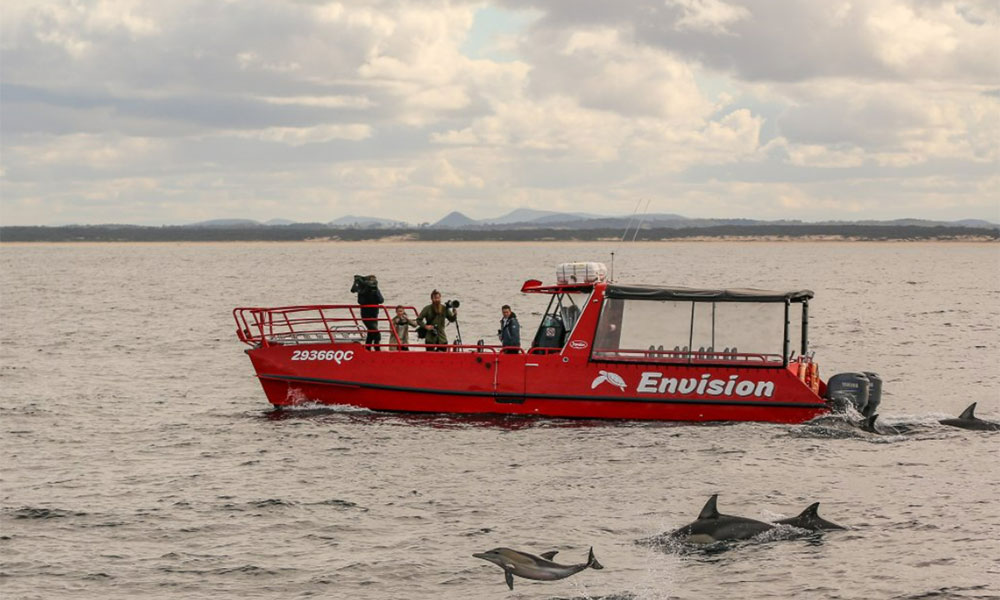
<box><xmin>234</xmin><ymin>304</ymin><xmax>524</xmax><ymax>353</ymax></box>
<box><xmin>235</xmin><ymin>304</ymin><xmax>411</xmax><ymax>348</ymax></box>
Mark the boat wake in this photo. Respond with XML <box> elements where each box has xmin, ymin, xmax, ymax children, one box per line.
<box><xmin>790</xmin><ymin>411</ymin><xmax>960</xmax><ymax>441</ymax></box>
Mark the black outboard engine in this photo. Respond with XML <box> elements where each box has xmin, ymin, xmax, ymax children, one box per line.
<box><xmin>825</xmin><ymin>372</ymin><xmax>871</xmax><ymax>415</ymax></box>
<box><xmin>862</xmin><ymin>372</ymin><xmax>882</xmax><ymax>417</ymax></box>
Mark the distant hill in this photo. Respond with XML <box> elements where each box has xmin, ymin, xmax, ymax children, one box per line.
<box><xmin>816</xmin><ymin>218</ymin><xmax>999</xmax><ymax>229</ymax></box>
<box><xmin>329</xmin><ymin>215</ymin><xmax>408</xmax><ymax>228</ymax></box>
<box><xmin>181</xmin><ymin>210</ymin><xmax>998</xmax><ymax>231</ymax></box>
<box><xmin>954</xmin><ymin>219</ymin><xmax>997</xmax><ymax>228</ymax></box>
<box><xmin>480</xmin><ymin>208</ymin><xmax>605</xmax><ymax>225</ymax></box>
<box><xmin>432</xmin><ymin>211</ymin><xmax>477</xmax><ymax>228</ymax></box>
<box><xmin>190</xmin><ymin>218</ymin><xmax>261</xmax><ymax>228</ymax></box>
<box><xmin>2</xmin><ymin>222</ymin><xmax>996</xmax><ymax>242</ymax></box>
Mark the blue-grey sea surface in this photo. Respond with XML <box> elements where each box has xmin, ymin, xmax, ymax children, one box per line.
<box><xmin>1</xmin><ymin>241</ymin><xmax>998</xmax><ymax>600</ymax></box>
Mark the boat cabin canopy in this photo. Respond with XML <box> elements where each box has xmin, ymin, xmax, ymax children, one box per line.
<box><xmin>593</xmin><ymin>284</ymin><xmax>812</xmax><ymax>367</ymax></box>
<box><xmin>604</xmin><ymin>285</ymin><xmax>813</xmax><ymax>303</ymax></box>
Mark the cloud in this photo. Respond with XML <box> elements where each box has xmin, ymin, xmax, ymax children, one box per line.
<box><xmin>232</xmin><ymin>124</ymin><xmax>373</xmax><ymax>145</ymax></box>
<box><xmin>1</xmin><ymin>0</ymin><xmax>997</xmax><ymax>224</ymax></box>
<box><xmin>672</xmin><ymin>0</ymin><xmax>750</xmax><ymax>34</ymax></box>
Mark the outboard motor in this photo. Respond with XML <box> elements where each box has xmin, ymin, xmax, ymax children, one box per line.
<box><xmin>862</xmin><ymin>372</ymin><xmax>882</xmax><ymax>417</ymax></box>
<box><xmin>825</xmin><ymin>372</ymin><xmax>871</xmax><ymax>415</ymax></box>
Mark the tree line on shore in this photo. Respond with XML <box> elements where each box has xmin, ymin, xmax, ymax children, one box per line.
<box><xmin>1</xmin><ymin>224</ymin><xmax>996</xmax><ymax>242</ymax></box>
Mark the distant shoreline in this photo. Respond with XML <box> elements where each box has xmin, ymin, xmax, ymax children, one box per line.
<box><xmin>1</xmin><ymin>224</ymin><xmax>997</xmax><ymax>243</ymax></box>
<box><xmin>2</xmin><ymin>239</ymin><xmax>997</xmax><ymax>247</ymax></box>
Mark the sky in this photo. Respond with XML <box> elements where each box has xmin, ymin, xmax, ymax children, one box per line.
<box><xmin>1</xmin><ymin>0</ymin><xmax>998</xmax><ymax>226</ymax></box>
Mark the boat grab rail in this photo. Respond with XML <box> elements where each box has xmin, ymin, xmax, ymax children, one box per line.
<box><xmin>234</xmin><ymin>304</ymin><xmax>418</xmax><ymax>348</ymax></box>
<box><xmin>352</xmin><ymin>343</ymin><xmax>525</xmax><ymax>354</ymax></box>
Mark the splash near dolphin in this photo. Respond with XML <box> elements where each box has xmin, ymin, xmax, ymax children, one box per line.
<box><xmin>473</xmin><ymin>546</ymin><xmax>603</xmax><ymax>590</ymax></box>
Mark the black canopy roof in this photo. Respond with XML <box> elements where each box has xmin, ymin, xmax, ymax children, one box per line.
<box><xmin>605</xmin><ymin>284</ymin><xmax>813</xmax><ymax>303</ymax></box>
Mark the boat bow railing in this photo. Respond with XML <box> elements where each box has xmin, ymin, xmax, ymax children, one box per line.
<box><xmin>234</xmin><ymin>305</ymin><xmax>525</xmax><ymax>354</ymax></box>
<box><xmin>235</xmin><ymin>304</ymin><xmax>410</xmax><ymax>348</ymax></box>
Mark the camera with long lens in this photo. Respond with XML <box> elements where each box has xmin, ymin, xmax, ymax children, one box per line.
<box><xmin>351</xmin><ymin>274</ymin><xmax>378</xmax><ymax>294</ymax></box>
<box><xmin>445</xmin><ymin>299</ymin><xmax>460</xmax><ymax>309</ymax></box>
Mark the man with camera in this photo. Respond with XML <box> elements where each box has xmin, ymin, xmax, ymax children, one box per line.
<box><xmin>417</xmin><ymin>289</ymin><xmax>457</xmax><ymax>351</ymax></box>
<box><xmin>351</xmin><ymin>274</ymin><xmax>384</xmax><ymax>350</ymax></box>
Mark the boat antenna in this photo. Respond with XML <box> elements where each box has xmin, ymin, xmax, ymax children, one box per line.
<box><xmin>614</xmin><ymin>198</ymin><xmax>649</xmax><ymax>283</ymax></box>
<box><xmin>620</xmin><ymin>198</ymin><xmax>643</xmax><ymax>242</ymax></box>
<box><xmin>631</xmin><ymin>198</ymin><xmax>652</xmax><ymax>242</ymax></box>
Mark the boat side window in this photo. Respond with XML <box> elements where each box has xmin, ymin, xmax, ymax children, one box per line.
<box><xmin>592</xmin><ymin>298</ymin><xmax>790</xmax><ymax>364</ymax></box>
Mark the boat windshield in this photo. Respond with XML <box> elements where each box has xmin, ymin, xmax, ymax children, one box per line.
<box><xmin>593</xmin><ymin>298</ymin><xmax>804</xmax><ymax>365</ymax></box>
<box><xmin>530</xmin><ymin>292</ymin><xmax>589</xmax><ymax>351</ymax></box>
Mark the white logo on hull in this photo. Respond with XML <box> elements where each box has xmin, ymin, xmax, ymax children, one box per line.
<box><xmin>587</xmin><ymin>371</ymin><xmax>777</xmax><ymax>398</ymax></box>
<box><xmin>637</xmin><ymin>372</ymin><xmax>775</xmax><ymax>398</ymax></box>
<box><xmin>591</xmin><ymin>370</ymin><xmax>627</xmax><ymax>391</ymax></box>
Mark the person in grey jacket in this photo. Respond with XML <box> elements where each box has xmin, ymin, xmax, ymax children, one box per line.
<box><xmin>498</xmin><ymin>305</ymin><xmax>520</xmax><ymax>353</ymax></box>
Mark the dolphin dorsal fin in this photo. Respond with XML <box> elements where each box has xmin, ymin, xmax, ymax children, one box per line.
<box><xmin>958</xmin><ymin>403</ymin><xmax>977</xmax><ymax>420</ymax></box>
<box><xmin>865</xmin><ymin>414</ymin><xmax>878</xmax><ymax>431</ymax></box>
<box><xmin>698</xmin><ymin>494</ymin><xmax>720</xmax><ymax>519</ymax></box>
<box><xmin>540</xmin><ymin>551</ymin><xmax>558</xmax><ymax>560</ymax></box>
<box><xmin>799</xmin><ymin>502</ymin><xmax>820</xmax><ymax>518</ymax></box>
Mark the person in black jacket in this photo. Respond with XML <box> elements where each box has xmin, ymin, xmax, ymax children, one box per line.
<box><xmin>352</xmin><ymin>274</ymin><xmax>384</xmax><ymax>350</ymax></box>
<box><xmin>498</xmin><ymin>305</ymin><xmax>520</xmax><ymax>353</ymax></box>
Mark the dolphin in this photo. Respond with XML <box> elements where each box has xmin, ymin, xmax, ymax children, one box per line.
<box><xmin>860</xmin><ymin>414</ymin><xmax>915</xmax><ymax>435</ymax></box>
<box><xmin>668</xmin><ymin>495</ymin><xmax>774</xmax><ymax>544</ymax></box>
<box><xmin>774</xmin><ymin>502</ymin><xmax>845</xmax><ymax>531</ymax></box>
<box><xmin>473</xmin><ymin>547</ymin><xmax>603</xmax><ymax>590</ymax></box>
<box><xmin>939</xmin><ymin>403</ymin><xmax>1000</xmax><ymax>431</ymax></box>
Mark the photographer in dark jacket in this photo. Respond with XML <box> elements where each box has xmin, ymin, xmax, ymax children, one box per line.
<box><xmin>352</xmin><ymin>274</ymin><xmax>385</xmax><ymax>350</ymax></box>
<box><xmin>498</xmin><ymin>305</ymin><xmax>520</xmax><ymax>353</ymax></box>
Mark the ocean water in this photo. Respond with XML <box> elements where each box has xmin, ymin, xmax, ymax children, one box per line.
<box><xmin>1</xmin><ymin>241</ymin><xmax>998</xmax><ymax>600</ymax></box>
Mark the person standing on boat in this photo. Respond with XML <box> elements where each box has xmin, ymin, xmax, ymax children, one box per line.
<box><xmin>498</xmin><ymin>305</ymin><xmax>521</xmax><ymax>353</ymax></box>
<box><xmin>390</xmin><ymin>306</ymin><xmax>416</xmax><ymax>351</ymax></box>
<box><xmin>352</xmin><ymin>274</ymin><xmax>384</xmax><ymax>350</ymax></box>
<box><xmin>417</xmin><ymin>289</ymin><xmax>456</xmax><ymax>351</ymax></box>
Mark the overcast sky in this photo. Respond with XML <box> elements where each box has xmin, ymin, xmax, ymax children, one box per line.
<box><xmin>2</xmin><ymin>0</ymin><xmax>998</xmax><ymax>225</ymax></box>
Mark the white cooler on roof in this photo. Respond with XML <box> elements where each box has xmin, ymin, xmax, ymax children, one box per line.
<box><xmin>556</xmin><ymin>262</ymin><xmax>608</xmax><ymax>285</ymax></box>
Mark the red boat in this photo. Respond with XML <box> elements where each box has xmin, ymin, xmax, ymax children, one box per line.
<box><xmin>234</xmin><ymin>263</ymin><xmax>863</xmax><ymax>423</ymax></box>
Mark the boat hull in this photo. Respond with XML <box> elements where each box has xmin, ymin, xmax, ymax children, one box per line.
<box><xmin>246</xmin><ymin>343</ymin><xmax>829</xmax><ymax>424</ymax></box>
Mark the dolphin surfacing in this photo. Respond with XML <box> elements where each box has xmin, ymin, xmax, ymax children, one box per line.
<box><xmin>860</xmin><ymin>413</ymin><xmax>917</xmax><ymax>435</ymax></box>
<box><xmin>473</xmin><ymin>546</ymin><xmax>603</xmax><ymax>590</ymax></box>
<box><xmin>939</xmin><ymin>403</ymin><xmax>1000</xmax><ymax>431</ymax></box>
<box><xmin>774</xmin><ymin>502</ymin><xmax>845</xmax><ymax>531</ymax></box>
<box><xmin>668</xmin><ymin>494</ymin><xmax>775</xmax><ymax>545</ymax></box>
<box><xmin>660</xmin><ymin>495</ymin><xmax>846</xmax><ymax>547</ymax></box>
